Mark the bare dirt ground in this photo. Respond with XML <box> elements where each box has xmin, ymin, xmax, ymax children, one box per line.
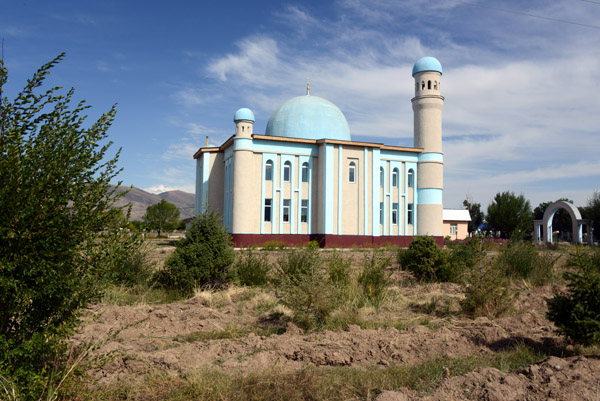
<box><xmin>73</xmin><ymin>248</ymin><xmax>600</xmax><ymax>400</ymax></box>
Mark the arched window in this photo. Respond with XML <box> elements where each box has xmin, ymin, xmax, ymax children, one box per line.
<box><xmin>301</xmin><ymin>162</ymin><xmax>309</xmax><ymax>183</ymax></box>
<box><xmin>407</xmin><ymin>169</ymin><xmax>414</xmax><ymax>188</ymax></box>
<box><xmin>265</xmin><ymin>160</ymin><xmax>273</xmax><ymax>181</ymax></box>
<box><xmin>380</xmin><ymin>167</ymin><xmax>384</xmax><ymax>188</ymax></box>
<box><xmin>392</xmin><ymin>168</ymin><xmax>399</xmax><ymax>187</ymax></box>
<box><xmin>428</xmin><ymin>80</ymin><xmax>431</xmax><ymax>90</ymax></box>
<box><xmin>421</xmin><ymin>81</ymin><xmax>425</xmax><ymax>90</ymax></box>
<box><xmin>283</xmin><ymin>161</ymin><xmax>291</xmax><ymax>182</ymax></box>
<box><xmin>434</xmin><ymin>81</ymin><xmax>438</xmax><ymax>90</ymax></box>
<box><xmin>349</xmin><ymin>161</ymin><xmax>356</xmax><ymax>183</ymax></box>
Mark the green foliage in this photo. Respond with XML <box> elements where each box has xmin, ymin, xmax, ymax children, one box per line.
<box><xmin>486</xmin><ymin>191</ymin><xmax>532</xmax><ymax>239</ymax></box>
<box><xmin>154</xmin><ymin>210</ymin><xmax>234</xmax><ymax>297</ymax></box>
<box><xmin>447</xmin><ymin>236</ymin><xmax>484</xmax><ymax>274</ymax></box>
<box><xmin>326</xmin><ymin>251</ymin><xmax>352</xmax><ymax>289</ymax></box>
<box><xmin>580</xmin><ymin>190</ymin><xmax>600</xmax><ymax>240</ymax></box>
<box><xmin>261</xmin><ymin>240</ymin><xmax>286</xmax><ymax>251</ymax></box>
<box><xmin>461</xmin><ymin>259</ymin><xmax>514</xmax><ymax>319</ymax></box>
<box><xmin>463</xmin><ymin>197</ymin><xmax>484</xmax><ymax>234</ymax></box>
<box><xmin>143</xmin><ymin>199</ymin><xmax>180</xmax><ymax>237</ymax></box>
<box><xmin>497</xmin><ymin>240</ymin><xmax>557</xmax><ymax>286</ymax></box>
<box><xmin>547</xmin><ymin>248</ymin><xmax>600</xmax><ymax>345</ymax></box>
<box><xmin>0</xmin><ymin>54</ymin><xmax>124</xmax><ymax>398</ymax></box>
<box><xmin>358</xmin><ymin>252</ymin><xmax>391</xmax><ymax>307</ymax></box>
<box><xmin>273</xmin><ymin>244</ymin><xmax>337</xmax><ymax>330</ymax></box>
<box><xmin>231</xmin><ymin>249</ymin><xmax>272</xmax><ymax>287</ymax></box>
<box><xmin>398</xmin><ymin>236</ymin><xmax>453</xmax><ymax>282</ymax></box>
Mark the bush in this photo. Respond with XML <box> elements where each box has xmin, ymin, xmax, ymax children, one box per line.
<box><xmin>461</xmin><ymin>261</ymin><xmax>514</xmax><ymax>319</ymax></box>
<box><xmin>231</xmin><ymin>249</ymin><xmax>272</xmax><ymax>287</ymax></box>
<box><xmin>153</xmin><ymin>211</ymin><xmax>235</xmax><ymax>297</ymax></box>
<box><xmin>398</xmin><ymin>236</ymin><xmax>453</xmax><ymax>282</ymax></box>
<box><xmin>262</xmin><ymin>241</ymin><xmax>286</xmax><ymax>251</ymax></box>
<box><xmin>497</xmin><ymin>240</ymin><xmax>557</xmax><ymax>286</ymax></box>
<box><xmin>358</xmin><ymin>252</ymin><xmax>391</xmax><ymax>307</ymax></box>
<box><xmin>326</xmin><ymin>251</ymin><xmax>352</xmax><ymax>289</ymax></box>
<box><xmin>273</xmin><ymin>244</ymin><xmax>337</xmax><ymax>330</ymax></box>
<box><xmin>547</xmin><ymin>248</ymin><xmax>600</xmax><ymax>345</ymax></box>
<box><xmin>0</xmin><ymin>54</ymin><xmax>123</xmax><ymax>398</ymax></box>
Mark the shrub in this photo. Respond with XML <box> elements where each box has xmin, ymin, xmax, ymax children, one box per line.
<box><xmin>398</xmin><ymin>236</ymin><xmax>452</xmax><ymax>282</ymax></box>
<box><xmin>546</xmin><ymin>248</ymin><xmax>600</xmax><ymax>345</ymax></box>
<box><xmin>273</xmin><ymin>244</ymin><xmax>336</xmax><ymax>330</ymax></box>
<box><xmin>231</xmin><ymin>249</ymin><xmax>272</xmax><ymax>287</ymax></box>
<box><xmin>358</xmin><ymin>252</ymin><xmax>391</xmax><ymax>307</ymax></box>
<box><xmin>262</xmin><ymin>241</ymin><xmax>286</xmax><ymax>251</ymax></box>
<box><xmin>497</xmin><ymin>240</ymin><xmax>558</xmax><ymax>286</ymax></box>
<box><xmin>461</xmin><ymin>261</ymin><xmax>514</xmax><ymax>319</ymax></box>
<box><xmin>326</xmin><ymin>251</ymin><xmax>352</xmax><ymax>289</ymax></box>
<box><xmin>153</xmin><ymin>211</ymin><xmax>235</xmax><ymax>297</ymax></box>
<box><xmin>0</xmin><ymin>54</ymin><xmax>124</xmax><ymax>398</ymax></box>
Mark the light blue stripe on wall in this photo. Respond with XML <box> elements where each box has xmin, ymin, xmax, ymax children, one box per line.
<box><xmin>418</xmin><ymin>152</ymin><xmax>444</xmax><ymax>162</ymax></box>
<box><xmin>371</xmin><ymin>148</ymin><xmax>380</xmax><ymax>236</ymax></box>
<box><xmin>364</xmin><ymin>147</ymin><xmax>368</xmax><ymax>235</ymax></box>
<box><xmin>253</xmin><ymin>139</ymin><xmax>319</xmax><ymax>156</ymax></box>
<box><xmin>201</xmin><ymin>155</ymin><xmax>210</xmax><ymax>214</ymax></box>
<box><xmin>232</xmin><ymin>137</ymin><xmax>253</xmax><ymax>150</ymax></box>
<box><xmin>418</xmin><ymin>188</ymin><xmax>443</xmax><ymax>204</ymax></box>
<box><xmin>337</xmin><ymin>145</ymin><xmax>343</xmax><ymax>235</ymax></box>
<box><xmin>323</xmin><ymin>144</ymin><xmax>334</xmax><ymax>234</ymax></box>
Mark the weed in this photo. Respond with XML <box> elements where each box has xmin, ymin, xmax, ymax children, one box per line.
<box><xmin>231</xmin><ymin>249</ymin><xmax>271</xmax><ymax>287</ymax></box>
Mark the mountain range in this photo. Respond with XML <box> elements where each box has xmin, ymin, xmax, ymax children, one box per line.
<box><xmin>111</xmin><ymin>186</ymin><xmax>195</xmax><ymax>221</ymax></box>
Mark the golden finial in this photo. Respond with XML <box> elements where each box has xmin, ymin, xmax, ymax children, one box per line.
<box><xmin>306</xmin><ymin>77</ymin><xmax>310</xmax><ymax>95</ymax></box>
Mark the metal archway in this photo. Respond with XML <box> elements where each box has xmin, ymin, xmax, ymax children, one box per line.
<box><xmin>533</xmin><ymin>201</ymin><xmax>593</xmax><ymax>245</ymax></box>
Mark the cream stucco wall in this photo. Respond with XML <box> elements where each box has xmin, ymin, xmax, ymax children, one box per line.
<box><xmin>443</xmin><ymin>221</ymin><xmax>469</xmax><ymax>240</ymax></box>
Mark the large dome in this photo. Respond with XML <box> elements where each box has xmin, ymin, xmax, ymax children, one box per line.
<box><xmin>265</xmin><ymin>95</ymin><xmax>351</xmax><ymax>141</ymax></box>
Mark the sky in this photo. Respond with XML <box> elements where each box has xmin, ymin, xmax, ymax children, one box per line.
<box><xmin>1</xmin><ymin>0</ymin><xmax>599</xmax><ymax>211</ymax></box>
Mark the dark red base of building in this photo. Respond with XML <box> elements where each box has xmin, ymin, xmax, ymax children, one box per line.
<box><xmin>231</xmin><ymin>234</ymin><xmax>443</xmax><ymax>248</ymax></box>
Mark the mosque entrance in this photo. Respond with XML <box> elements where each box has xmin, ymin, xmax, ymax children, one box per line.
<box><xmin>533</xmin><ymin>201</ymin><xmax>593</xmax><ymax>245</ymax></box>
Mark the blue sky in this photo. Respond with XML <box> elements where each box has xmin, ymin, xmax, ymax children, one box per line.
<box><xmin>2</xmin><ymin>0</ymin><xmax>599</xmax><ymax>210</ymax></box>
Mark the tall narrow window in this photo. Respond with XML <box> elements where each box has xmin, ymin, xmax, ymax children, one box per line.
<box><xmin>392</xmin><ymin>202</ymin><xmax>398</xmax><ymax>225</ymax></box>
<box><xmin>407</xmin><ymin>203</ymin><xmax>414</xmax><ymax>225</ymax></box>
<box><xmin>349</xmin><ymin>161</ymin><xmax>356</xmax><ymax>183</ymax></box>
<box><xmin>450</xmin><ymin>223</ymin><xmax>458</xmax><ymax>235</ymax></box>
<box><xmin>301</xmin><ymin>162</ymin><xmax>309</xmax><ymax>183</ymax></box>
<box><xmin>380</xmin><ymin>202</ymin><xmax>384</xmax><ymax>224</ymax></box>
<box><xmin>407</xmin><ymin>169</ymin><xmax>414</xmax><ymax>188</ymax></box>
<box><xmin>301</xmin><ymin>199</ymin><xmax>308</xmax><ymax>222</ymax></box>
<box><xmin>283</xmin><ymin>161</ymin><xmax>291</xmax><ymax>182</ymax></box>
<box><xmin>380</xmin><ymin>167</ymin><xmax>384</xmax><ymax>188</ymax></box>
<box><xmin>264</xmin><ymin>199</ymin><xmax>272</xmax><ymax>222</ymax></box>
<box><xmin>283</xmin><ymin>199</ymin><xmax>290</xmax><ymax>222</ymax></box>
<box><xmin>392</xmin><ymin>168</ymin><xmax>399</xmax><ymax>187</ymax></box>
<box><xmin>265</xmin><ymin>160</ymin><xmax>273</xmax><ymax>181</ymax></box>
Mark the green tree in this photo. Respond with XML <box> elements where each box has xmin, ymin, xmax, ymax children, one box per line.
<box><xmin>0</xmin><ymin>54</ymin><xmax>122</xmax><ymax>397</ymax></box>
<box><xmin>143</xmin><ymin>199</ymin><xmax>180</xmax><ymax>237</ymax></box>
<box><xmin>580</xmin><ymin>191</ymin><xmax>600</xmax><ymax>241</ymax></box>
<box><xmin>486</xmin><ymin>191</ymin><xmax>532</xmax><ymax>239</ymax></box>
<box><xmin>463</xmin><ymin>197</ymin><xmax>484</xmax><ymax>234</ymax></box>
<box><xmin>154</xmin><ymin>210</ymin><xmax>234</xmax><ymax>296</ymax></box>
<box><xmin>547</xmin><ymin>249</ymin><xmax>600</xmax><ymax>345</ymax></box>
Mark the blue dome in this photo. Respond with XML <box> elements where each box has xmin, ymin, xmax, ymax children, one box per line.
<box><xmin>412</xmin><ymin>57</ymin><xmax>443</xmax><ymax>77</ymax></box>
<box><xmin>233</xmin><ymin>108</ymin><xmax>255</xmax><ymax>122</ymax></box>
<box><xmin>265</xmin><ymin>95</ymin><xmax>351</xmax><ymax>141</ymax></box>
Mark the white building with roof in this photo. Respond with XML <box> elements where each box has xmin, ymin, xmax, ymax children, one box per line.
<box><xmin>193</xmin><ymin>57</ymin><xmax>445</xmax><ymax>247</ymax></box>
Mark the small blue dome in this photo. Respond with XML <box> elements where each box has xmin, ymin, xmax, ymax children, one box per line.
<box><xmin>265</xmin><ymin>95</ymin><xmax>351</xmax><ymax>141</ymax></box>
<box><xmin>412</xmin><ymin>57</ymin><xmax>443</xmax><ymax>77</ymax></box>
<box><xmin>233</xmin><ymin>108</ymin><xmax>255</xmax><ymax>122</ymax></box>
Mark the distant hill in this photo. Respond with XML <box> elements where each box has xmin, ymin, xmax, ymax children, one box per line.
<box><xmin>111</xmin><ymin>186</ymin><xmax>195</xmax><ymax>221</ymax></box>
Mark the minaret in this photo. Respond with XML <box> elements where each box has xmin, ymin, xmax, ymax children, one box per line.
<box><xmin>411</xmin><ymin>57</ymin><xmax>444</xmax><ymax>236</ymax></box>
<box><xmin>231</xmin><ymin>108</ymin><xmax>255</xmax><ymax>234</ymax></box>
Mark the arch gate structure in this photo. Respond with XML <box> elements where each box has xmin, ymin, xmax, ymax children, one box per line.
<box><xmin>533</xmin><ymin>201</ymin><xmax>594</xmax><ymax>245</ymax></box>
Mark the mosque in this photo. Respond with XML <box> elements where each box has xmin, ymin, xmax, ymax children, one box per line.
<box><xmin>193</xmin><ymin>57</ymin><xmax>445</xmax><ymax>247</ymax></box>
